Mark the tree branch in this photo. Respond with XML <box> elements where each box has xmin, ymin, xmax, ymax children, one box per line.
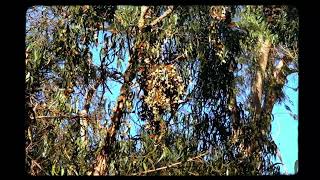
<box><xmin>35</xmin><ymin>115</ymin><xmax>85</xmax><ymax>119</ymax></box>
<box><xmin>150</xmin><ymin>6</ymin><xmax>175</xmax><ymax>27</ymax></box>
<box><xmin>251</xmin><ymin>38</ymin><xmax>271</xmax><ymax>115</ymax></box>
<box><xmin>93</xmin><ymin>7</ymin><xmax>177</xmax><ymax>175</ymax></box>
<box><xmin>83</xmin><ymin>78</ymin><xmax>102</xmax><ymax>113</ymax></box>
<box><xmin>93</xmin><ymin>55</ymin><xmax>137</xmax><ymax>176</ymax></box>
<box><xmin>30</xmin><ymin>159</ymin><xmax>50</xmax><ymax>176</ymax></box>
<box><xmin>131</xmin><ymin>151</ymin><xmax>208</xmax><ymax>176</ymax></box>
<box><xmin>172</xmin><ymin>54</ymin><xmax>187</xmax><ymax>62</ymax></box>
<box><xmin>263</xmin><ymin>56</ymin><xmax>289</xmax><ymax>116</ymax></box>
<box><xmin>246</xmin><ymin>37</ymin><xmax>271</xmax><ymax>169</ymax></box>
<box><xmin>138</xmin><ymin>6</ymin><xmax>150</xmax><ymax>29</ymax></box>
<box><xmin>80</xmin><ymin>78</ymin><xmax>103</xmax><ymax>148</ymax></box>
<box><xmin>279</xmin><ymin>44</ymin><xmax>298</xmax><ymax>61</ymax></box>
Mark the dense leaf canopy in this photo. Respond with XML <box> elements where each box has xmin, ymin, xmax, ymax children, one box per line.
<box><xmin>25</xmin><ymin>5</ymin><xmax>298</xmax><ymax>176</ymax></box>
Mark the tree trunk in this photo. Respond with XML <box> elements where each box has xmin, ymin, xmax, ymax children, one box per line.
<box><xmin>93</xmin><ymin>6</ymin><xmax>176</xmax><ymax>175</ymax></box>
<box><xmin>245</xmin><ymin>37</ymin><xmax>271</xmax><ymax>169</ymax></box>
<box><xmin>93</xmin><ymin>59</ymin><xmax>136</xmax><ymax>175</ymax></box>
<box><xmin>251</xmin><ymin>37</ymin><xmax>271</xmax><ymax>116</ymax></box>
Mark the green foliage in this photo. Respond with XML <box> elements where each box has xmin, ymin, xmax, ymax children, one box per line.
<box><xmin>26</xmin><ymin>5</ymin><xmax>297</xmax><ymax>176</ymax></box>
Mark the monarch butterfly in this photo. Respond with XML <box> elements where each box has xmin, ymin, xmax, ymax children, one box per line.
<box><xmin>210</xmin><ymin>6</ymin><xmax>227</xmax><ymax>21</ymax></box>
<box><xmin>149</xmin><ymin>134</ymin><xmax>156</xmax><ymax>139</ymax></box>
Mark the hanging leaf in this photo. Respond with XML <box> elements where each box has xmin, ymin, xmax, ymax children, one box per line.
<box><xmin>51</xmin><ymin>163</ymin><xmax>56</xmax><ymax>175</ymax></box>
<box><xmin>25</xmin><ymin>72</ymin><xmax>31</xmax><ymax>83</ymax></box>
<box><xmin>294</xmin><ymin>160</ymin><xmax>298</xmax><ymax>174</ymax></box>
<box><xmin>276</xmin><ymin>149</ymin><xmax>283</xmax><ymax>163</ymax></box>
<box><xmin>290</xmin><ymin>113</ymin><xmax>298</xmax><ymax>121</ymax></box>
<box><xmin>27</xmin><ymin>127</ymin><xmax>32</xmax><ymax>141</ymax></box>
<box><xmin>157</xmin><ymin>147</ymin><xmax>167</xmax><ymax>163</ymax></box>
<box><xmin>34</xmin><ymin>49</ymin><xmax>39</xmax><ymax>62</ymax></box>
<box><xmin>284</xmin><ymin>104</ymin><xmax>292</xmax><ymax>112</ymax></box>
<box><xmin>143</xmin><ymin>162</ymin><xmax>148</xmax><ymax>171</ymax></box>
<box><xmin>61</xmin><ymin>167</ymin><xmax>65</xmax><ymax>176</ymax></box>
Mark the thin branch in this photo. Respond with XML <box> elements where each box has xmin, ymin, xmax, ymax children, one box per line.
<box><xmin>131</xmin><ymin>151</ymin><xmax>208</xmax><ymax>176</ymax></box>
<box><xmin>276</xmin><ymin>149</ymin><xmax>289</xmax><ymax>174</ymax></box>
<box><xmin>279</xmin><ymin>44</ymin><xmax>297</xmax><ymax>61</ymax></box>
<box><xmin>34</xmin><ymin>114</ymin><xmax>85</xmax><ymax>119</ymax></box>
<box><xmin>150</xmin><ymin>6</ymin><xmax>175</xmax><ymax>27</ymax></box>
<box><xmin>172</xmin><ymin>54</ymin><xmax>187</xmax><ymax>62</ymax></box>
<box><xmin>93</xmin><ymin>49</ymin><xmax>137</xmax><ymax>176</ymax></box>
<box><xmin>31</xmin><ymin>159</ymin><xmax>50</xmax><ymax>175</ymax></box>
<box><xmin>83</xmin><ymin>78</ymin><xmax>102</xmax><ymax>113</ymax></box>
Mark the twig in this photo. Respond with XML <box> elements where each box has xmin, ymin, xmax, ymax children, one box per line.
<box><xmin>83</xmin><ymin>78</ymin><xmax>102</xmax><ymax>112</ymax></box>
<box><xmin>188</xmin><ymin>171</ymin><xmax>199</xmax><ymax>176</ymax></box>
<box><xmin>31</xmin><ymin>159</ymin><xmax>50</xmax><ymax>175</ymax></box>
<box><xmin>35</xmin><ymin>115</ymin><xmax>85</xmax><ymax>119</ymax></box>
<box><xmin>172</xmin><ymin>54</ymin><xmax>187</xmax><ymax>62</ymax></box>
<box><xmin>150</xmin><ymin>6</ymin><xmax>175</xmax><ymax>27</ymax></box>
<box><xmin>276</xmin><ymin>149</ymin><xmax>289</xmax><ymax>175</ymax></box>
<box><xmin>131</xmin><ymin>151</ymin><xmax>208</xmax><ymax>176</ymax></box>
<box><xmin>279</xmin><ymin>44</ymin><xmax>296</xmax><ymax>60</ymax></box>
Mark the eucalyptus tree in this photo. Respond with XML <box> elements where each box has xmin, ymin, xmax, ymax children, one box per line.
<box><xmin>25</xmin><ymin>5</ymin><xmax>298</xmax><ymax>176</ymax></box>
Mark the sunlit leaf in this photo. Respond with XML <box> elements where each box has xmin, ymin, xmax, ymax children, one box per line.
<box><xmin>61</xmin><ymin>167</ymin><xmax>65</xmax><ymax>176</ymax></box>
<box><xmin>143</xmin><ymin>162</ymin><xmax>148</xmax><ymax>171</ymax></box>
<box><xmin>157</xmin><ymin>148</ymin><xmax>167</xmax><ymax>163</ymax></box>
<box><xmin>51</xmin><ymin>164</ymin><xmax>56</xmax><ymax>175</ymax></box>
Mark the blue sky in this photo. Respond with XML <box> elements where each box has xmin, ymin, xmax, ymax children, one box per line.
<box><xmin>271</xmin><ymin>73</ymin><xmax>298</xmax><ymax>174</ymax></box>
<box><xmin>90</xmin><ymin>29</ymin><xmax>298</xmax><ymax>175</ymax></box>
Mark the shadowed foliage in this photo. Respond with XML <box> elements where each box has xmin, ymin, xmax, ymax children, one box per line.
<box><xmin>25</xmin><ymin>5</ymin><xmax>298</xmax><ymax>176</ymax></box>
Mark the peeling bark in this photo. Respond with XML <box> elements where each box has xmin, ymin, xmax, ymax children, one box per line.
<box><xmin>251</xmin><ymin>38</ymin><xmax>271</xmax><ymax>116</ymax></box>
<box><xmin>243</xmin><ymin>37</ymin><xmax>271</xmax><ymax>167</ymax></box>
<box><xmin>247</xmin><ymin>37</ymin><xmax>296</xmax><ymax>172</ymax></box>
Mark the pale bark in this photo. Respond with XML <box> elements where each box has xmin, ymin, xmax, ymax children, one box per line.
<box><xmin>251</xmin><ymin>37</ymin><xmax>271</xmax><ymax>116</ymax></box>
<box><xmin>241</xmin><ymin>37</ymin><xmax>272</xmax><ymax>168</ymax></box>
<box><xmin>138</xmin><ymin>6</ymin><xmax>150</xmax><ymax>29</ymax></box>
<box><xmin>247</xmin><ymin>36</ymin><xmax>297</xmax><ymax>173</ymax></box>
